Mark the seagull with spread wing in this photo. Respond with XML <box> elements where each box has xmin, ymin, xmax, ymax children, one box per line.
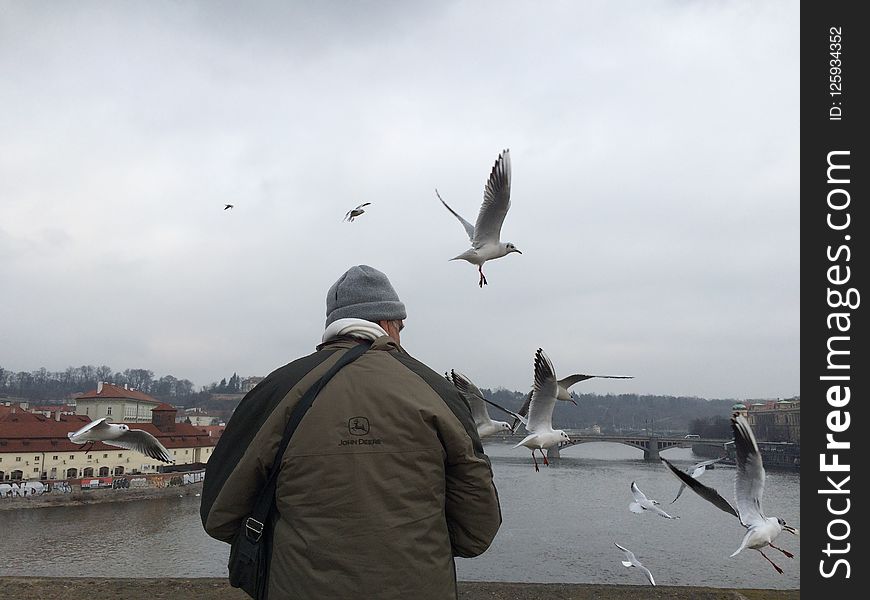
<box><xmin>68</xmin><ymin>418</ymin><xmax>174</xmax><ymax>464</ymax></box>
<box><xmin>670</xmin><ymin>457</ymin><xmax>724</xmax><ymax>503</ymax></box>
<box><xmin>344</xmin><ymin>202</ymin><xmax>371</xmax><ymax>222</ymax></box>
<box><xmin>437</xmin><ymin>149</ymin><xmax>521</xmax><ymax>287</ymax></box>
<box><xmin>509</xmin><ymin>350</ymin><xmax>632</xmax><ymax>433</ymax></box>
<box><xmin>614</xmin><ymin>542</ymin><xmax>656</xmax><ymax>586</ymax></box>
<box><xmin>629</xmin><ymin>481</ymin><xmax>679</xmax><ymax>519</ymax></box>
<box><xmin>661</xmin><ymin>415</ymin><xmax>798</xmax><ymax>573</ymax></box>
<box><xmin>513</xmin><ymin>348</ymin><xmax>571</xmax><ymax>471</ymax></box>
<box><xmin>449</xmin><ymin>370</ymin><xmax>527</xmax><ymax>438</ymax></box>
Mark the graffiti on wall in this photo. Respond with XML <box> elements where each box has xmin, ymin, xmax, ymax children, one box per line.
<box><xmin>49</xmin><ymin>481</ymin><xmax>72</xmax><ymax>494</ymax></box>
<box><xmin>0</xmin><ymin>481</ymin><xmax>46</xmax><ymax>498</ymax></box>
<box><xmin>1</xmin><ymin>470</ymin><xmax>206</xmax><ymax>500</ymax></box>
<box><xmin>183</xmin><ymin>471</ymin><xmax>205</xmax><ymax>485</ymax></box>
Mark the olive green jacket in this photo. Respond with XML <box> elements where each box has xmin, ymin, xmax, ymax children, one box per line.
<box><xmin>201</xmin><ymin>336</ymin><xmax>502</xmax><ymax>599</ymax></box>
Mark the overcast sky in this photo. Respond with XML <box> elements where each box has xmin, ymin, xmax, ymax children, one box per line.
<box><xmin>0</xmin><ymin>1</ymin><xmax>799</xmax><ymax>400</ymax></box>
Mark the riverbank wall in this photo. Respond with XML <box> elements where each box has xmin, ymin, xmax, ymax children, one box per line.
<box><xmin>0</xmin><ymin>578</ymin><xmax>800</xmax><ymax>600</ymax></box>
<box><xmin>0</xmin><ymin>470</ymin><xmax>204</xmax><ymax>510</ymax></box>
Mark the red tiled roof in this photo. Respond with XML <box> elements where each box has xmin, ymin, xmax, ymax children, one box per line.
<box><xmin>30</xmin><ymin>404</ymin><xmax>76</xmax><ymax>413</ymax></box>
<box><xmin>76</xmin><ymin>383</ymin><xmax>160</xmax><ymax>403</ymax></box>
<box><xmin>198</xmin><ymin>425</ymin><xmax>226</xmax><ymax>438</ymax></box>
<box><xmin>152</xmin><ymin>403</ymin><xmax>176</xmax><ymax>411</ymax></box>
<box><xmin>0</xmin><ymin>411</ymin><xmax>216</xmax><ymax>453</ymax></box>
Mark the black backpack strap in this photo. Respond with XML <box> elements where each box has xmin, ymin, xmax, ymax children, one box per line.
<box><xmin>244</xmin><ymin>340</ymin><xmax>371</xmax><ymax>542</ymax></box>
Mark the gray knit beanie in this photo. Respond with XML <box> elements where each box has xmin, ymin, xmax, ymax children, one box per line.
<box><xmin>325</xmin><ymin>265</ymin><xmax>407</xmax><ymax>327</ymax></box>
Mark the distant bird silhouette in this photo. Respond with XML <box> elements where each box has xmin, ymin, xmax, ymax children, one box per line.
<box><xmin>344</xmin><ymin>202</ymin><xmax>371</xmax><ymax>222</ymax></box>
<box><xmin>68</xmin><ymin>418</ymin><xmax>174</xmax><ymax>463</ymax></box>
<box><xmin>224</xmin><ymin>204</ymin><xmax>234</xmax><ymax>210</ymax></box>
<box><xmin>437</xmin><ymin>149</ymin><xmax>521</xmax><ymax>287</ymax></box>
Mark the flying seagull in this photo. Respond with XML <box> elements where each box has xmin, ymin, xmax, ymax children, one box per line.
<box><xmin>449</xmin><ymin>370</ymin><xmax>527</xmax><ymax>438</ymax></box>
<box><xmin>437</xmin><ymin>149</ymin><xmax>521</xmax><ymax>287</ymax></box>
<box><xmin>224</xmin><ymin>204</ymin><xmax>234</xmax><ymax>210</ymax></box>
<box><xmin>660</xmin><ymin>415</ymin><xmax>798</xmax><ymax>573</ymax></box>
<box><xmin>614</xmin><ymin>542</ymin><xmax>656</xmax><ymax>586</ymax></box>
<box><xmin>68</xmin><ymin>418</ymin><xmax>174</xmax><ymax>464</ymax></box>
<box><xmin>670</xmin><ymin>457</ymin><xmax>724</xmax><ymax>503</ymax></box>
<box><xmin>629</xmin><ymin>481</ymin><xmax>679</xmax><ymax>519</ymax></box>
<box><xmin>510</xmin><ymin>349</ymin><xmax>632</xmax><ymax>432</ymax></box>
<box><xmin>513</xmin><ymin>348</ymin><xmax>571</xmax><ymax>471</ymax></box>
<box><xmin>344</xmin><ymin>202</ymin><xmax>371</xmax><ymax>222</ymax></box>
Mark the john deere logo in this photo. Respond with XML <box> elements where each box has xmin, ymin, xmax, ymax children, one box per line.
<box><xmin>348</xmin><ymin>417</ymin><xmax>370</xmax><ymax>436</ymax></box>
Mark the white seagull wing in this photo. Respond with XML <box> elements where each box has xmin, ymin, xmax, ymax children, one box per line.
<box><xmin>695</xmin><ymin>457</ymin><xmax>725</xmax><ymax>469</ymax></box>
<box><xmin>480</xmin><ymin>396</ymin><xmax>526</xmax><ymax>424</ymax></box>
<box><xmin>527</xmin><ymin>348</ymin><xmax>559</xmax><ymax>432</ymax></box>
<box><xmin>452</xmin><ymin>369</ymin><xmax>528</xmax><ymax>427</ymax></box>
<box><xmin>671</xmin><ymin>482</ymin><xmax>688</xmax><ymax>504</ymax></box>
<box><xmin>689</xmin><ymin>457</ymin><xmax>724</xmax><ymax>479</ymax></box>
<box><xmin>509</xmin><ymin>390</ymin><xmax>533</xmax><ymax>433</ymax></box>
<box><xmin>436</xmin><ymin>189</ymin><xmax>475</xmax><ymax>243</ymax></box>
<box><xmin>614</xmin><ymin>542</ymin><xmax>635</xmax><ymax>565</ymax></box>
<box><xmin>614</xmin><ymin>543</ymin><xmax>655</xmax><ymax>586</ymax></box>
<box><xmin>472</xmin><ymin>149</ymin><xmax>511</xmax><ymax>248</ymax></box>
<box><xmin>732</xmin><ymin>414</ymin><xmax>766</xmax><ymax>527</ymax></box>
<box><xmin>558</xmin><ymin>373</ymin><xmax>633</xmax><ymax>389</ymax></box>
<box><xmin>630</xmin><ymin>481</ymin><xmax>650</xmax><ymax>504</ymax></box>
<box><xmin>661</xmin><ymin>457</ymin><xmax>739</xmax><ymax>518</ymax></box>
<box><xmin>450</xmin><ymin>371</ymin><xmax>491</xmax><ymax>427</ymax></box>
<box><xmin>639</xmin><ymin>563</ymin><xmax>656</xmax><ymax>586</ymax></box>
<box><xmin>68</xmin><ymin>418</ymin><xmax>111</xmax><ymax>442</ymax></box>
<box><xmin>450</xmin><ymin>370</ymin><xmax>485</xmax><ymax>400</ymax></box>
<box><xmin>105</xmin><ymin>429</ymin><xmax>174</xmax><ymax>463</ymax></box>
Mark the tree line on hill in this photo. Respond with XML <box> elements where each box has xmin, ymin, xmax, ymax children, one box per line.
<box><xmin>2</xmin><ymin>364</ymin><xmax>738</xmax><ymax>435</ymax></box>
<box><xmin>485</xmin><ymin>388</ymin><xmax>736</xmax><ymax>436</ymax></box>
<box><xmin>0</xmin><ymin>364</ymin><xmax>244</xmax><ymax>406</ymax></box>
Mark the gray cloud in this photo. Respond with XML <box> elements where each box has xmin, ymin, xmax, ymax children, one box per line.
<box><xmin>0</xmin><ymin>1</ymin><xmax>799</xmax><ymax>399</ymax></box>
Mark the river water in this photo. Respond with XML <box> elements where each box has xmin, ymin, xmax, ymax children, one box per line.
<box><xmin>0</xmin><ymin>442</ymin><xmax>799</xmax><ymax>589</ymax></box>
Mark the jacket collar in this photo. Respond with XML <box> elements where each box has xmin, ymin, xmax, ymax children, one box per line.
<box><xmin>322</xmin><ymin>318</ymin><xmax>387</xmax><ymax>343</ymax></box>
<box><xmin>317</xmin><ymin>318</ymin><xmax>401</xmax><ymax>353</ymax></box>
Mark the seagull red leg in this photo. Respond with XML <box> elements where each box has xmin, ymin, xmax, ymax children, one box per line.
<box><xmin>757</xmin><ymin>549</ymin><xmax>784</xmax><ymax>574</ymax></box>
<box><xmin>531</xmin><ymin>450</ymin><xmax>539</xmax><ymax>472</ymax></box>
<box><xmin>768</xmin><ymin>543</ymin><xmax>794</xmax><ymax>559</ymax></box>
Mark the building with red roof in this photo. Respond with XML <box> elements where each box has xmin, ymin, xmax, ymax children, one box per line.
<box><xmin>0</xmin><ymin>401</ymin><xmax>217</xmax><ymax>482</ymax></box>
<box><xmin>75</xmin><ymin>382</ymin><xmax>162</xmax><ymax>423</ymax></box>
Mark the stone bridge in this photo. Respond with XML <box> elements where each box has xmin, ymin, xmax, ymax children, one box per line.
<box><xmin>547</xmin><ymin>433</ymin><xmax>730</xmax><ymax>461</ymax></box>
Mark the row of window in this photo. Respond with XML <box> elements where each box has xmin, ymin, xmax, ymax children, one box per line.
<box><xmin>1</xmin><ymin>453</ymin><xmax>124</xmax><ymax>462</ymax></box>
<box><xmin>1</xmin><ymin>448</ymin><xmax>211</xmax><ymax>463</ymax></box>
<box><xmin>1</xmin><ymin>466</ymin><xmax>126</xmax><ymax>480</ymax></box>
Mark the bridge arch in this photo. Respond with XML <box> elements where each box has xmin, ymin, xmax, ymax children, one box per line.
<box><xmin>549</xmin><ymin>434</ymin><xmax>696</xmax><ymax>461</ymax></box>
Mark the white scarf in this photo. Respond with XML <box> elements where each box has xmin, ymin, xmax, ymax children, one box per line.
<box><xmin>322</xmin><ymin>318</ymin><xmax>388</xmax><ymax>343</ymax></box>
